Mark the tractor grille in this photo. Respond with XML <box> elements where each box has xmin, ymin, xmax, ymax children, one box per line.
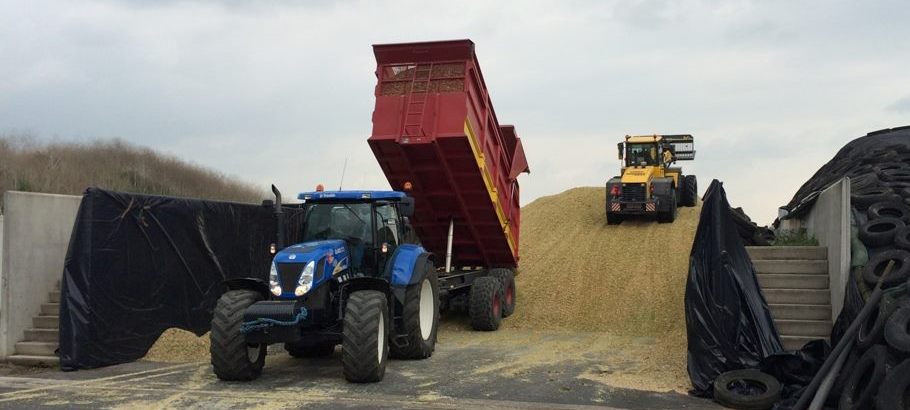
<box><xmin>621</xmin><ymin>184</ymin><xmax>647</xmax><ymax>202</ymax></box>
<box><xmin>277</xmin><ymin>263</ymin><xmax>303</xmax><ymax>291</ymax></box>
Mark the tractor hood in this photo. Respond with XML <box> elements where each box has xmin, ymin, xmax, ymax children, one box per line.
<box><xmin>270</xmin><ymin>239</ymin><xmax>349</xmax><ymax>299</ymax></box>
<box><xmin>621</xmin><ymin>167</ymin><xmax>655</xmax><ymax>184</ymax></box>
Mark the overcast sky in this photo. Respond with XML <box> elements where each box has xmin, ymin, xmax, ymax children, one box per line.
<box><xmin>2</xmin><ymin>0</ymin><xmax>908</xmax><ymax>224</ymax></box>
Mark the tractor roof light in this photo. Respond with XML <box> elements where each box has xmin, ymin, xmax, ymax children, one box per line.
<box><xmin>403</xmin><ymin>181</ymin><xmax>413</xmax><ymax>191</ymax></box>
<box><xmin>315</xmin><ymin>184</ymin><xmax>325</xmax><ymax>192</ymax></box>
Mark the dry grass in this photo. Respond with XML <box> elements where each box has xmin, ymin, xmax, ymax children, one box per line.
<box><xmin>143</xmin><ymin>329</ymin><xmax>210</xmax><ymax>363</ymax></box>
<box><xmin>0</xmin><ymin>135</ymin><xmax>264</xmax><ymax>206</ymax></box>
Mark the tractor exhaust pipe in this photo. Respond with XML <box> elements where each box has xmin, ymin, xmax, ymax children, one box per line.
<box><xmin>445</xmin><ymin>218</ymin><xmax>454</xmax><ymax>273</ymax></box>
<box><xmin>272</xmin><ymin>184</ymin><xmax>285</xmax><ymax>250</ymax></box>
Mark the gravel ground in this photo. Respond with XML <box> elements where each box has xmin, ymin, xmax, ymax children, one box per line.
<box><xmin>144</xmin><ymin>186</ymin><xmax>701</xmax><ymax>392</ymax></box>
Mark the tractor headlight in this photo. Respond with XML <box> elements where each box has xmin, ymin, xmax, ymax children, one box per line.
<box><xmin>295</xmin><ymin>261</ymin><xmax>315</xmax><ymax>296</ymax></box>
<box><xmin>269</xmin><ymin>262</ymin><xmax>282</xmax><ymax>296</ymax></box>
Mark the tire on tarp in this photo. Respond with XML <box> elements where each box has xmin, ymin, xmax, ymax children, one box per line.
<box><xmin>838</xmin><ymin>345</ymin><xmax>895</xmax><ymax>410</ymax></box>
<box><xmin>713</xmin><ymin>369</ymin><xmax>781</xmax><ymax>410</ymax></box>
<box><xmin>876</xmin><ymin>359</ymin><xmax>910</xmax><ymax>409</ymax></box>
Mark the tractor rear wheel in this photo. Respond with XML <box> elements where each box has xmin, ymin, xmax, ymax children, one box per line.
<box><xmin>285</xmin><ymin>341</ymin><xmax>336</xmax><ymax>358</ymax></box>
<box><xmin>681</xmin><ymin>175</ymin><xmax>698</xmax><ymax>207</ymax></box>
<box><xmin>342</xmin><ymin>290</ymin><xmax>389</xmax><ymax>383</ymax></box>
<box><xmin>469</xmin><ymin>276</ymin><xmax>503</xmax><ymax>331</ymax></box>
<box><xmin>391</xmin><ymin>262</ymin><xmax>439</xmax><ymax>360</ymax></box>
<box><xmin>489</xmin><ymin>268</ymin><xmax>516</xmax><ymax>318</ymax></box>
<box><xmin>210</xmin><ymin>290</ymin><xmax>266</xmax><ymax>381</ymax></box>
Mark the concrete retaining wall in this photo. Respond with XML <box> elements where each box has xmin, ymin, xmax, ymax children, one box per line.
<box><xmin>0</xmin><ymin>191</ymin><xmax>81</xmax><ymax>359</ymax></box>
<box><xmin>781</xmin><ymin>178</ymin><xmax>851</xmax><ymax>321</ymax></box>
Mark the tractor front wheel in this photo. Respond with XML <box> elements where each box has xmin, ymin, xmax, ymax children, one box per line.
<box><xmin>210</xmin><ymin>290</ymin><xmax>266</xmax><ymax>381</ymax></box>
<box><xmin>469</xmin><ymin>276</ymin><xmax>503</xmax><ymax>331</ymax></box>
<box><xmin>391</xmin><ymin>262</ymin><xmax>439</xmax><ymax>360</ymax></box>
<box><xmin>342</xmin><ymin>290</ymin><xmax>389</xmax><ymax>383</ymax></box>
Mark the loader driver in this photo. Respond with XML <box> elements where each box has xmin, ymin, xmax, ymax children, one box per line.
<box><xmin>662</xmin><ymin>144</ymin><xmax>674</xmax><ymax>168</ymax></box>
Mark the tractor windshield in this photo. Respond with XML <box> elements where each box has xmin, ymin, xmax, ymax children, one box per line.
<box><xmin>301</xmin><ymin>203</ymin><xmax>373</xmax><ymax>245</ymax></box>
<box><xmin>626</xmin><ymin>143</ymin><xmax>659</xmax><ymax>166</ymax></box>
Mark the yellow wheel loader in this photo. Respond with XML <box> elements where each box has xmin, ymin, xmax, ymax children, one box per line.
<box><xmin>605</xmin><ymin>134</ymin><xmax>697</xmax><ymax>224</ymax></box>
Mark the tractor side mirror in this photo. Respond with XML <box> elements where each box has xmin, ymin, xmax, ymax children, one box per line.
<box><xmin>399</xmin><ymin>196</ymin><xmax>415</xmax><ymax>217</ymax></box>
<box><xmin>617</xmin><ymin>143</ymin><xmax>624</xmax><ymax>160</ymax></box>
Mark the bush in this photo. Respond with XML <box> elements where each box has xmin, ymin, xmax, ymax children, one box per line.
<box><xmin>772</xmin><ymin>229</ymin><xmax>819</xmax><ymax>246</ymax></box>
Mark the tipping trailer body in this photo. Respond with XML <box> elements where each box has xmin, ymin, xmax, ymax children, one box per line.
<box><xmin>368</xmin><ymin>39</ymin><xmax>529</xmax><ymax>269</ymax></box>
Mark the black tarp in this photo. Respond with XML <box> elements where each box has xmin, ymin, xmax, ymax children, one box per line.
<box><xmin>59</xmin><ymin>188</ymin><xmax>303</xmax><ymax>370</ymax></box>
<box><xmin>686</xmin><ymin>180</ymin><xmax>784</xmax><ymax>397</ymax></box>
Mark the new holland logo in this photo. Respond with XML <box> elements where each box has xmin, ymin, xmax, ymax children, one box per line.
<box><xmin>288</xmin><ymin>254</ymin><xmax>297</xmax><ymax>260</ymax></box>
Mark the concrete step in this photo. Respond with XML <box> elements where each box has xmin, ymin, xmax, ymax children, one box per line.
<box><xmin>746</xmin><ymin>246</ymin><xmax>827</xmax><ymax>261</ymax></box>
<box><xmin>753</xmin><ymin>260</ymin><xmax>828</xmax><ymax>275</ymax></box>
<box><xmin>776</xmin><ymin>319</ymin><xmax>833</xmax><ymax>338</ymax></box>
<box><xmin>757</xmin><ymin>274</ymin><xmax>829</xmax><ymax>290</ymax></box>
<box><xmin>7</xmin><ymin>355</ymin><xmax>59</xmax><ymax>367</ymax></box>
<box><xmin>781</xmin><ymin>335</ymin><xmax>819</xmax><ymax>351</ymax></box>
<box><xmin>763</xmin><ymin>289</ymin><xmax>831</xmax><ymax>305</ymax></box>
<box><xmin>49</xmin><ymin>290</ymin><xmax>61</xmax><ymax>303</ymax></box>
<box><xmin>769</xmin><ymin>304</ymin><xmax>832</xmax><ymax>321</ymax></box>
<box><xmin>33</xmin><ymin>316</ymin><xmax>59</xmax><ymax>329</ymax></box>
<box><xmin>24</xmin><ymin>329</ymin><xmax>58</xmax><ymax>343</ymax></box>
<box><xmin>15</xmin><ymin>342</ymin><xmax>57</xmax><ymax>356</ymax></box>
<box><xmin>40</xmin><ymin>303</ymin><xmax>59</xmax><ymax>316</ymax></box>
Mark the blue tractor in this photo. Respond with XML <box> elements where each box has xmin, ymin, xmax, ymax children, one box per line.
<box><xmin>210</xmin><ymin>186</ymin><xmax>440</xmax><ymax>383</ymax></box>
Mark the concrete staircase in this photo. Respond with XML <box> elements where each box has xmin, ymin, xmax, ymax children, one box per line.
<box><xmin>747</xmin><ymin>246</ymin><xmax>831</xmax><ymax>351</ymax></box>
<box><xmin>8</xmin><ymin>281</ymin><xmax>60</xmax><ymax>366</ymax></box>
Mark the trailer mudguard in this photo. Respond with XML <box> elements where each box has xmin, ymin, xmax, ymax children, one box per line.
<box><xmin>388</xmin><ymin>244</ymin><xmax>432</xmax><ymax>287</ymax></box>
<box><xmin>224</xmin><ymin>277</ymin><xmax>270</xmax><ymax>300</ymax></box>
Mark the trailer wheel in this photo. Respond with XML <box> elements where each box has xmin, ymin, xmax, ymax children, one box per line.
<box><xmin>391</xmin><ymin>262</ymin><xmax>439</xmax><ymax>360</ymax></box>
<box><xmin>681</xmin><ymin>175</ymin><xmax>698</xmax><ymax>207</ymax></box>
<box><xmin>489</xmin><ymin>268</ymin><xmax>516</xmax><ymax>318</ymax></box>
<box><xmin>285</xmin><ymin>341</ymin><xmax>336</xmax><ymax>358</ymax></box>
<box><xmin>342</xmin><ymin>290</ymin><xmax>389</xmax><ymax>383</ymax></box>
<box><xmin>210</xmin><ymin>290</ymin><xmax>266</xmax><ymax>381</ymax></box>
<box><xmin>469</xmin><ymin>276</ymin><xmax>503</xmax><ymax>331</ymax></box>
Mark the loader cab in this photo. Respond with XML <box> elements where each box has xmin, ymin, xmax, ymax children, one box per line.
<box><xmin>297</xmin><ymin>190</ymin><xmax>413</xmax><ymax>278</ymax></box>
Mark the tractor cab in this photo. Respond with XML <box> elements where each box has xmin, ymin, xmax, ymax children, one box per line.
<box><xmin>268</xmin><ymin>190</ymin><xmax>414</xmax><ymax>300</ymax></box>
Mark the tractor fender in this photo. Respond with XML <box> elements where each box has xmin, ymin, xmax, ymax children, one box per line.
<box><xmin>343</xmin><ymin>276</ymin><xmax>390</xmax><ymax>295</ymax></box>
<box><xmin>388</xmin><ymin>244</ymin><xmax>434</xmax><ymax>288</ymax></box>
<box><xmin>223</xmin><ymin>277</ymin><xmax>270</xmax><ymax>300</ymax></box>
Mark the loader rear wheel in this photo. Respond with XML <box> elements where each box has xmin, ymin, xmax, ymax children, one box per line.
<box><xmin>210</xmin><ymin>290</ymin><xmax>266</xmax><ymax>381</ymax></box>
<box><xmin>342</xmin><ymin>290</ymin><xmax>389</xmax><ymax>383</ymax></box>
<box><xmin>489</xmin><ymin>268</ymin><xmax>516</xmax><ymax>318</ymax></box>
<box><xmin>285</xmin><ymin>341</ymin><xmax>336</xmax><ymax>358</ymax></box>
<box><xmin>391</xmin><ymin>262</ymin><xmax>439</xmax><ymax>360</ymax></box>
<box><xmin>682</xmin><ymin>175</ymin><xmax>698</xmax><ymax>207</ymax></box>
<box><xmin>469</xmin><ymin>276</ymin><xmax>503</xmax><ymax>331</ymax></box>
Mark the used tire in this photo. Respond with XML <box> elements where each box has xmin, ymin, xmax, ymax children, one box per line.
<box><xmin>896</xmin><ymin>226</ymin><xmax>910</xmax><ymax>251</ymax></box>
<box><xmin>391</xmin><ymin>262</ymin><xmax>439</xmax><ymax>360</ymax></box>
<box><xmin>713</xmin><ymin>369</ymin><xmax>781</xmax><ymax>410</ymax></box>
<box><xmin>210</xmin><ymin>290</ymin><xmax>266</xmax><ymax>381</ymax></box>
<box><xmin>489</xmin><ymin>268</ymin><xmax>516</xmax><ymax>318</ymax></box>
<box><xmin>856</xmin><ymin>300</ymin><xmax>888</xmax><ymax>349</ymax></box>
<box><xmin>853</xmin><ymin>187</ymin><xmax>902</xmax><ymax>210</ymax></box>
<box><xmin>469</xmin><ymin>276</ymin><xmax>503</xmax><ymax>331</ymax></box>
<box><xmin>863</xmin><ymin>249</ymin><xmax>910</xmax><ymax>288</ymax></box>
<box><xmin>885</xmin><ymin>306</ymin><xmax>910</xmax><ymax>356</ymax></box>
<box><xmin>681</xmin><ymin>175</ymin><xmax>698</xmax><ymax>207</ymax></box>
<box><xmin>876</xmin><ymin>358</ymin><xmax>910</xmax><ymax>409</ymax></box>
<box><xmin>285</xmin><ymin>341</ymin><xmax>335</xmax><ymax>358</ymax></box>
<box><xmin>831</xmin><ymin>349</ymin><xmax>860</xmax><ymax>401</ymax></box>
<box><xmin>839</xmin><ymin>345</ymin><xmax>895</xmax><ymax>409</ymax></box>
<box><xmin>859</xmin><ymin>217</ymin><xmax>906</xmax><ymax>248</ymax></box>
<box><xmin>342</xmin><ymin>290</ymin><xmax>389</xmax><ymax>383</ymax></box>
<box><xmin>868</xmin><ymin>201</ymin><xmax>910</xmax><ymax>223</ymax></box>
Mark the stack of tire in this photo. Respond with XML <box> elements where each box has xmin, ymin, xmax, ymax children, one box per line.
<box><xmin>811</xmin><ymin>126</ymin><xmax>910</xmax><ymax>409</ymax></box>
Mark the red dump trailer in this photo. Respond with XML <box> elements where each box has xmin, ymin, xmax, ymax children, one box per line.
<box><xmin>369</xmin><ymin>39</ymin><xmax>529</xmax><ymax>271</ymax></box>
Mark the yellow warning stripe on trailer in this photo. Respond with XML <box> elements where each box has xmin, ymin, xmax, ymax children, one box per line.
<box><xmin>463</xmin><ymin>119</ymin><xmax>517</xmax><ymax>257</ymax></box>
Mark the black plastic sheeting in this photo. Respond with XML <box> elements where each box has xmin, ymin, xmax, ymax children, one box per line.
<box><xmin>59</xmin><ymin>188</ymin><xmax>303</xmax><ymax>370</ymax></box>
<box><xmin>685</xmin><ymin>180</ymin><xmax>784</xmax><ymax>397</ymax></box>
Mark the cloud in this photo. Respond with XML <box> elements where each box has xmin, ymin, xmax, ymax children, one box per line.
<box><xmin>888</xmin><ymin>95</ymin><xmax>910</xmax><ymax>113</ymax></box>
<box><xmin>1</xmin><ymin>0</ymin><xmax>909</xmax><ymax>225</ymax></box>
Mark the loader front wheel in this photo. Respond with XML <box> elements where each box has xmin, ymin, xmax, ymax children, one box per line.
<box><xmin>469</xmin><ymin>276</ymin><xmax>503</xmax><ymax>331</ymax></box>
<box><xmin>682</xmin><ymin>175</ymin><xmax>698</xmax><ymax>207</ymax></box>
<box><xmin>342</xmin><ymin>290</ymin><xmax>389</xmax><ymax>383</ymax></box>
<box><xmin>391</xmin><ymin>262</ymin><xmax>439</xmax><ymax>360</ymax></box>
<box><xmin>210</xmin><ymin>290</ymin><xmax>266</xmax><ymax>381</ymax></box>
<box><xmin>658</xmin><ymin>194</ymin><xmax>678</xmax><ymax>223</ymax></box>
